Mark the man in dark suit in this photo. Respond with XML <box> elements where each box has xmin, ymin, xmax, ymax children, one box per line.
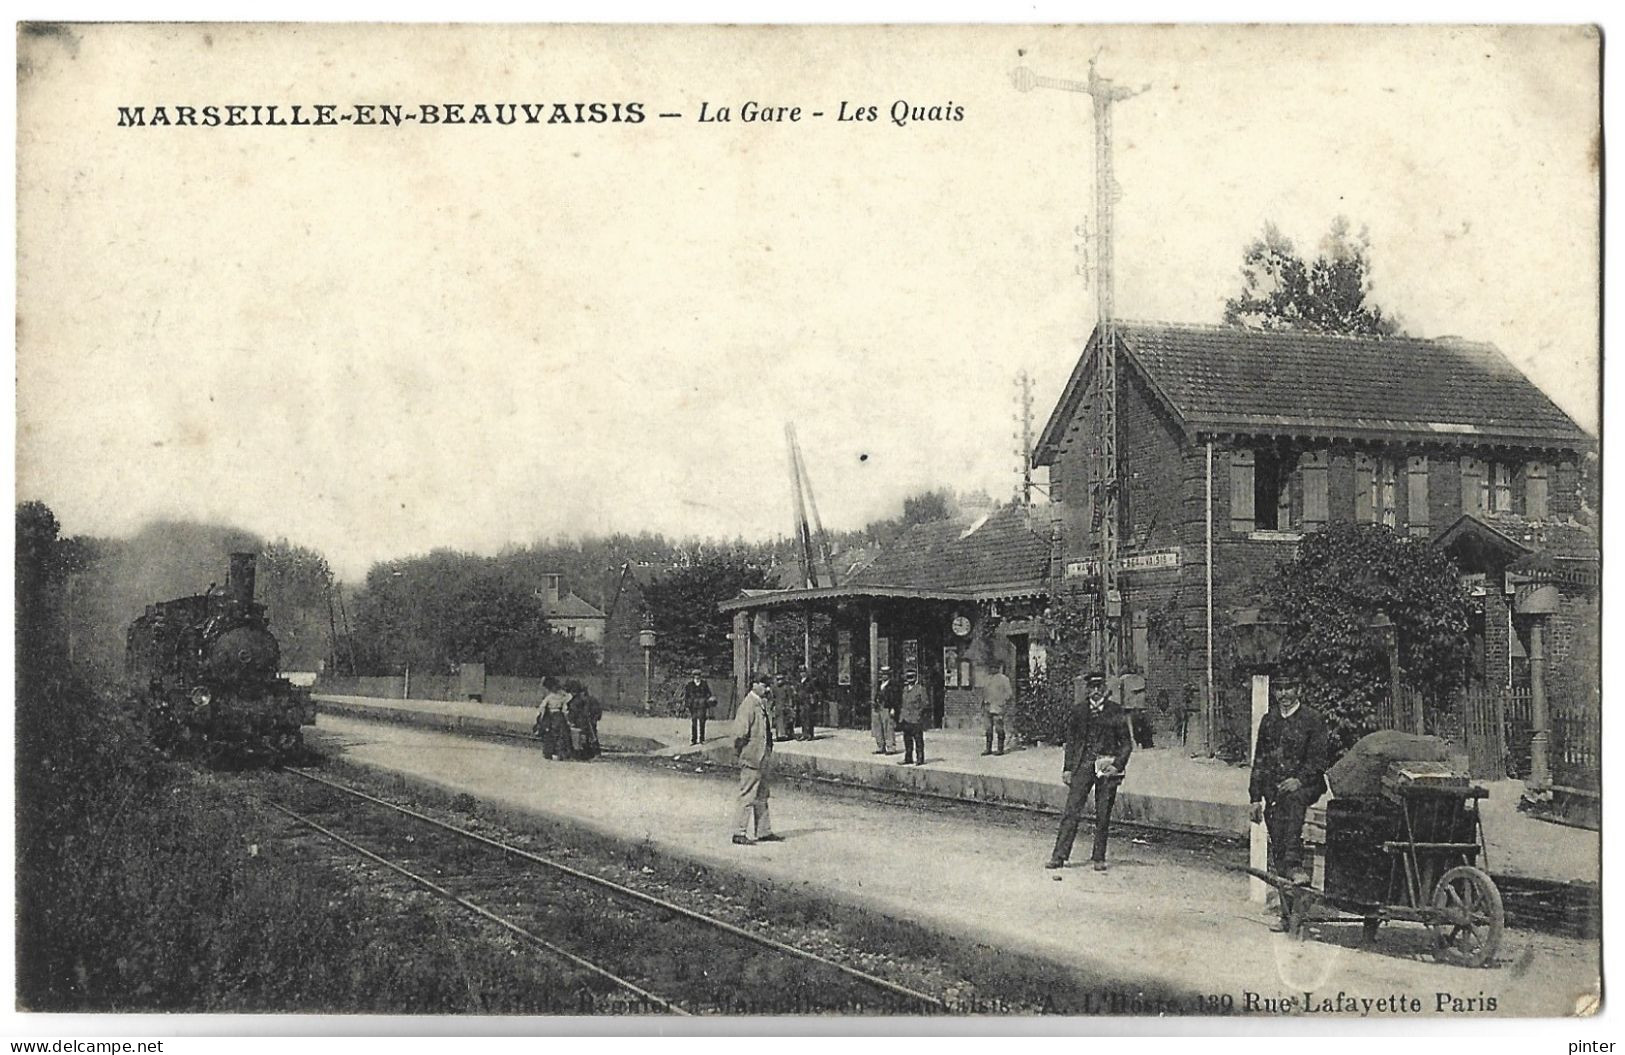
<box><xmin>1249</xmin><ymin>675</ymin><xmax>1331</xmax><ymax>892</ymax></box>
<box><xmin>683</xmin><ymin>669</ymin><xmax>716</xmax><ymax>745</ymax></box>
<box><xmin>1046</xmin><ymin>671</ymin><xmax>1135</xmax><ymax>872</ymax></box>
<box><xmin>793</xmin><ymin>664</ymin><xmax>820</xmax><ymax>741</ymax></box>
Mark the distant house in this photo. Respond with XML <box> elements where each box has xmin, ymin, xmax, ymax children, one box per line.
<box><xmin>537</xmin><ymin>572</ymin><xmax>607</xmax><ymax>657</ymax></box>
<box><xmin>1031</xmin><ymin>321</ymin><xmax>1595</xmax><ymax>757</ymax></box>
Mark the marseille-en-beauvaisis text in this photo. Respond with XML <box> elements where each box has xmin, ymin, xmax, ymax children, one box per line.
<box><xmin>115</xmin><ymin>99</ymin><xmax>966</xmax><ymax>128</ymax></box>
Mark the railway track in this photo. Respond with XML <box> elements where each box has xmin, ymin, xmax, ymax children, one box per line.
<box><xmin>265</xmin><ymin>767</ymin><xmax>949</xmax><ymax>1016</ymax></box>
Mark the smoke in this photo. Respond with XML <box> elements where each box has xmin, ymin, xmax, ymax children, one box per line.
<box><xmin>66</xmin><ymin>519</ymin><xmax>266</xmax><ymax>683</ymax></box>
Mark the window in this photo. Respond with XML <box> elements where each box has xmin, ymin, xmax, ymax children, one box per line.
<box><xmin>1490</xmin><ymin>463</ymin><xmax>1513</xmax><ymax>513</ymax></box>
<box><xmin>1462</xmin><ymin>456</ymin><xmax>1521</xmax><ymax>515</ymax></box>
<box><xmin>1253</xmin><ymin>448</ymin><xmax>1295</xmax><ymax>531</ymax></box>
<box><xmin>1356</xmin><ymin>453</ymin><xmax>1399</xmax><ymax>527</ymax></box>
<box><xmin>1233</xmin><ymin>445</ymin><xmax>1316</xmax><ymax>533</ymax></box>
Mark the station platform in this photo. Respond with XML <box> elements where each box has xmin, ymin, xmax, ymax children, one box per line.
<box><xmin>311</xmin><ymin>711</ymin><xmax>1601</xmax><ymax>1017</ymax></box>
<box><xmin>313</xmin><ymin>694</ymin><xmax>691</xmax><ymax>754</ymax></box>
<box><xmin>313</xmin><ymin>694</ymin><xmax>1599</xmax><ymax>885</ymax></box>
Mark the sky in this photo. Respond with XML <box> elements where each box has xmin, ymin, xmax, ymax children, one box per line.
<box><xmin>16</xmin><ymin>24</ymin><xmax>1601</xmax><ymax>581</ymax></box>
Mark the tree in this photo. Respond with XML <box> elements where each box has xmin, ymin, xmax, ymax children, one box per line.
<box><xmin>347</xmin><ymin>550</ymin><xmax>596</xmax><ymax>677</ymax></box>
<box><xmin>641</xmin><ymin>556</ymin><xmax>777</xmax><ymax>675</ymax></box>
<box><xmin>17</xmin><ymin>501</ymin><xmax>72</xmax><ymax>678</ymax></box>
<box><xmin>258</xmin><ymin>540</ymin><xmax>337</xmax><ymax>671</ymax></box>
<box><xmin>1263</xmin><ymin>522</ymin><xmax>1475</xmax><ymax>753</ymax></box>
<box><xmin>1223</xmin><ymin>217</ymin><xmax>1402</xmax><ymax>337</ymax></box>
<box><xmin>902</xmin><ymin>489</ymin><xmax>954</xmax><ymax>527</ymax></box>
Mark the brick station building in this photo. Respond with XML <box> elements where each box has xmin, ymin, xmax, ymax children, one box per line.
<box><xmin>1032</xmin><ymin>321</ymin><xmax>1595</xmax><ymax>754</ymax></box>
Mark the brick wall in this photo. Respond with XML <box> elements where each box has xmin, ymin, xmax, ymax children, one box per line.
<box><xmin>1545</xmin><ymin>585</ymin><xmax>1600</xmax><ymax>711</ymax></box>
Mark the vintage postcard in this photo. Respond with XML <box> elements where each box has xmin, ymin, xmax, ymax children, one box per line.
<box><xmin>13</xmin><ymin>23</ymin><xmax>1601</xmax><ymax>1027</ymax></box>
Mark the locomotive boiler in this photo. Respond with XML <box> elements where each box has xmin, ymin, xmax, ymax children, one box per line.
<box><xmin>126</xmin><ymin>552</ymin><xmax>316</xmax><ymax>762</ymax></box>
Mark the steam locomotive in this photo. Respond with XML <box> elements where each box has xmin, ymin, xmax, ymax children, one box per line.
<box><xmin>126</xmin><ymin>552</ymin><xmax>316</xmax><ymax>763</ymax></box>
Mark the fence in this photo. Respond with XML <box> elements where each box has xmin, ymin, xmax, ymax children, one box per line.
<box><xmin>1551</xmin><ymin>708</ymin><xmax>1601</xmax><ymax>793</ymax></box>
<box><xmin>1374</xmin><ymin>683</ymin><xmax>1596</xmax><ymax>788</ymax></box>
<box><xmin>1374</xmin><ymin>684</ymin><xmax>1505</xmax><ymax>781</ymax></box>
<box><xmin>1375</xmin><ymin>686</ymin><xmax>1426</xmax><ymax>739</ymax></box>
<box><xmin>314</xmin><ymin>672</ymin><xmax>647</xmax><ymax>712</ymax></box>
<box><xmin>1459</xmin><ymin>686</ymin><xmax>1508</xmax><ymax>782</ymax></box>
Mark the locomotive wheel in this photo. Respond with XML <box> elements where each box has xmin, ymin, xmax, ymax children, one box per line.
<box><xmin>1430</xmin><ymin>866</ymin><xmax>1504</xmax><ymax>968</ymax></box>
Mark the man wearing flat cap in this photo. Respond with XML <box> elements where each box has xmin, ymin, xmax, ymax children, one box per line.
<box><xmin>1047</xmin><ymin>670</ymin><xmax>1134</xmax><ymax>872</ymax></box>
<box><xmin>1249</xmin><ymin>673</ymin><xmax>1330</xmax><ymax>896</ymax></box>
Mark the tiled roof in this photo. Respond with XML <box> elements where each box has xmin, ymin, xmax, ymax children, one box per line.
<box><xmin>1475</xmin><ymin>512</ymin><xmax>1598</xmax><ymax>561</ymax></box>
<box><xmin>545</xmin><ymin>591</ymin><xmax>607</xmax><ymax>620</ymax></box>
<box><xmin>847</xmin><ymin>504</ymin><xmax>1052</xmax><ymax>592</ymax></box>
<box><xmin>1035</xmin><ymin>322</ymin><xmax>1591</xmax><ymax>464</ymax></box>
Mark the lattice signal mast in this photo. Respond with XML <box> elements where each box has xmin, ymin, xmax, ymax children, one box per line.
<box><xmin>1014</xmin><ymin>369</ymin><xmax>1036</xmax><ymax>507</ymax></box>
<box><xmin>1013</xmin><ymin>56</ymin><xmax>1148</xmax><ymax>677</ymax></box>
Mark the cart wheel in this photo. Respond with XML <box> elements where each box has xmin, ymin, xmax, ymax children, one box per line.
<box><xmin>1430</xmin><ymin>866</ymin><xmax>1504</xmax><ymax>968</ymax></box>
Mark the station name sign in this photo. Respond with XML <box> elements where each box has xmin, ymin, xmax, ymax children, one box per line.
<box><xmin>1064</xmin><ymin>548</ymin><xmax>1181</xmax><ymax>579</ymax></box>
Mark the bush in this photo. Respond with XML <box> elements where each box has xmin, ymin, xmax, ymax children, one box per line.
<box><xmin>1263</xmin><ymin>521</ymin><xmax>1474</xmax><ymax>755</ymax></box>
<box><xmin>1007</xmin><ymin>585</ymin><xmax>1093</xmax><ymax>745</ymax></box>
<box><xmin>1009</xmin><ymin>668</ymin><xmax>1071</xmax><ymax>745</ymax></box>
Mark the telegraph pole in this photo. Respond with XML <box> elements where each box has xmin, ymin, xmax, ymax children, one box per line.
<box><xmin>1013</xmin><ymin>56</ymin><xmax>1147</xmax><ymax>678</ymax></box>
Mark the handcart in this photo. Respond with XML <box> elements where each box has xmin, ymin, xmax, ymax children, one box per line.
<box><xmin>1245</xmin><ymin>732</ymin><xmax>1505</xmax><ymax>968</ymax></box>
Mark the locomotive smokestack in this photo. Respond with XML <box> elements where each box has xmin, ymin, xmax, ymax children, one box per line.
<box><xmin>228</xmin><ymin>552</ymin><xmax>257</xmax><ymax>605</ymax></box>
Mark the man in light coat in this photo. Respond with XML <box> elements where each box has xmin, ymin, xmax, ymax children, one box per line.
<box><xmin>871</xmin><ymin>665</ymin><xmax>898</xmax><ymax>755</ymax></box>
<box><xmin>981</xmin><ymin>661</ymin><xmax>1015</xmax><ymax>756</ymax></box>
<box><xmin>733</xmin><ymin>671</ymin><xmax>781</xmax><ymax>845</ymax></box>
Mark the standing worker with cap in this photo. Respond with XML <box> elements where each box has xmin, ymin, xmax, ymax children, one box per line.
<box><xmin>732</xmin><ymin>671</ymin><xmax>782</xmax><ymax>845</ymax></box>
<box><xmin>683</xmin><ymin>669</ymin><xmax>716</xmax><ymax>745</ymax></box>
<box><xmin>897</xmin><ymin>668</ymin><xmax>930</xmax><ymax>766</ymax></box>
<box><xmin>1249</xmin><ymin>674</ymin><xmax>1330</xmax><ymax>905</ymax></box>
<box><xmin>1046</xmin><ymin>670</ymin><xmax>1134</xmax><ymax>872</ymax></box>
<box><xmin>871</xmin><ymin>665</ymin><xmax>899</xmax><ymax>755</ymax></box>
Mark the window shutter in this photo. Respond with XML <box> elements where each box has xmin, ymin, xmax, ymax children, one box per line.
<box><xmin>1407</xmin><ymin>455</ymin><xmax>1430</xmax><ymax>536</ymax></box>
<box><xmin>1355</xmin><ymin>453</ymin><xmax>1375</xmax><ymax>523</ymax></box>
<box><xmin>1301</xmin><ymin>450</ymin><xmax>1329</xmax><ymax>528</ymax></box>
<box><xmin>1229</xmin><ymin>449</ymin><xmax>1255</xmax><ymax>533</ymax></box>
<box><xmin>1526</xmin><ymin>461</ymin><xmax>1549</xmax><ymax>519</ymax></box>
<box><xmin>1460</xmin><ymin>456</ymin><xmax>1486</xmax><ymax>515</ymax></box>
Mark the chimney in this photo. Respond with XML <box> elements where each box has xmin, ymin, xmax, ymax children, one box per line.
<box><xmin>544</xmin><ymin>574</ymin><xmax>561</xmax><ymax>606</ymax></box>
<box><xmin>228</xmin><ymin>552</ymin><xmax>257</xmax><ymax>605</ymax></box>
